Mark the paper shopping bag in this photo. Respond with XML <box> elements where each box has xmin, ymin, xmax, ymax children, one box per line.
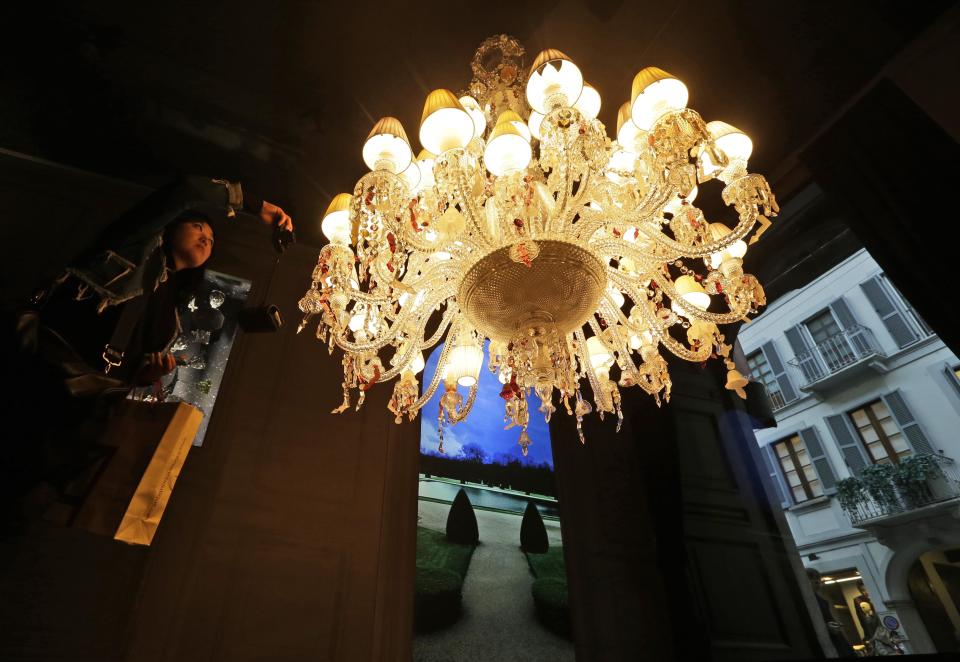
<box><xmin>72</xmin><ymin>401</ymin><xmax>201</xmax><ymax>545</ymax></box>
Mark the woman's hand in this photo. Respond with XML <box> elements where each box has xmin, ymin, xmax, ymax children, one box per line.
<box><xmin>260</xmin><ymin>200</ymin><xmax>294</xmax><ymax>232</ymax></box>
<box><xmin>136</xmin><ymin>352</ymin><xmax>177</xmax><ymax>385</ymax></box>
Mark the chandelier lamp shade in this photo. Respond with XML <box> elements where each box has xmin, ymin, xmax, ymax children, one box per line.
<box><xmin>299</xmin><ymin>34</ymin><xmax>777</xmax><ymax>452</ymax></box>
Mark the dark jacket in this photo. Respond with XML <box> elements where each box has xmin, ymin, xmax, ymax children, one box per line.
<box><xmin>39</xmin><ymin>175</ymin><xmax>261</xmax><ymax>380</ymax></box>
<box><xmin>65</xmin><ymin>175</ymin><xmax>259</xmax><ymax>311</ymax></box>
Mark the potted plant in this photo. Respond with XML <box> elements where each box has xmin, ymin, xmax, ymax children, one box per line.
<box><xmin>860</xmin><ymin>463</ymin><xmax>900</xmax><ymax>513</ymax></box>
<box><xmin>892</xmin><ymin>454</ymin><xmax>942</xmax><ymax>508</ymax></box>
<box><xmin>836</xmin><ymin>477</ymin><xmax>865</xmax><ymax>516</ymax></box>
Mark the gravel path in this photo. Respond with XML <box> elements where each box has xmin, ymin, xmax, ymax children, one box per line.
<box><xmin>414</xmin><ymin>500</ymin><xmax>575</xmax><ymax>662</ymax></box>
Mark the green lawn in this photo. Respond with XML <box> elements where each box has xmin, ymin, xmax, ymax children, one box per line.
<box><xmin>416</xmin><ymin>526</ymin><xmax>475</xmax><ymax>577</ymax></box>
<box><xmin>525</xmin><ymin>546</ymin><xmax>566</xmax><ymax>580</ymax></box>
<box><xmin>414</xmin><ymin>526</ymin><xmax>477</xmax><ymax>633</ymax></box>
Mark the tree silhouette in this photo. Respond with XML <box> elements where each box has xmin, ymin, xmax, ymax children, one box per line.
<box><xmin>458</xmin><ymin>442</ymin><xmax>487</xmax><ymax>463</ymax></box>
<box><xmin>520</xmin><ymin>500</ymin><xmax>549</xmax><ymax>553</ymax></box>
<box><xmin>446</xmin><ymin>488</ymin><xmax>480</xmax><ymax>544</ymax></box>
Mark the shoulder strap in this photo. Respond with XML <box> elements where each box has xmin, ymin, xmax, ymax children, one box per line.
<box><xmin>102</xmin><ymin>294</ymin><xmax>150</xmax><ymax>373</ymax></box>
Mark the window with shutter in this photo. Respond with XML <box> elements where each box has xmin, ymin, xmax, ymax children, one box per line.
<box><xmin>860</xmin><ymin>275</ymin><xmax>919</xmax><ymax>349</ymax></box>
<box><xmin>785</xmin><ymin>325</ymin><xmax>822</xmax><ymax>384</ymax></box>
<box><xmin>761</xmin><ymin>445</ymin><xmax>791</xmax><ymax>508</ymax></box>
<box><xmin>747</xmin><ymin>344</ymin><xmax>798</xmax><ymax>409</ymax></box>
<box><xmin>881</xmin><ymin>274</ymin><xmax>933</xmax><ymax>338</ymax></box>
<box><xmin>881</xmin><ymin>390</ymin><xmax>936</xmax><ymax>456</ymax></box>
<box><xmin>799</xmin><ymin>427</ymin><xmax>837</xmax><ymax>492</ymax></box>
<box><xmin>805</xmin><ymin>308</ymin><xmax>856</xmax><ymax>370</ymax></box>
<box><xmin>825</xmin><ymin>413</ymin><xmax>870</xmax><ymax>475</ymax></box>
<box><xmin>772</xmin><ymin>433</ymin><xmax>825</xmax><ymax>503</ymax></box>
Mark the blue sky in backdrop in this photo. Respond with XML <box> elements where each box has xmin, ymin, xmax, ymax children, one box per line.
<box><xmin>420</xmin><ymin>340</ymin><xmax>555</xmax><ymax>468</ymax></box>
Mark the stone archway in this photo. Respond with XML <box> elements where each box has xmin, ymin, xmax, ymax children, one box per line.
<box><xmin>879</xmin><ymin>526</ymin><xmax>960</xmax><ymax>654</ymax></box>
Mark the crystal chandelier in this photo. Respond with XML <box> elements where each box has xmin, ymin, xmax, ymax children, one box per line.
<box><xmin>299</xmin><ymin>35</ymin><xmax>776</xmax><ymax>453</ymax></box>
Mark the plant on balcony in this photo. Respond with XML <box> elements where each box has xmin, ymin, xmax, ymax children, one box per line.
<box><xmin>892</xmin><ymin>454</ymin><xmax>942</xmax><ymax>507</ymax></box>
<box><xmin>836</xmin><ymin>477</ymin><xmax>866</xmax><ymax>515</ymax></box>
<box><xmin>860</xmin><ymin>463</ymin><xmax>900</xmax><ymax>511</ymax></box>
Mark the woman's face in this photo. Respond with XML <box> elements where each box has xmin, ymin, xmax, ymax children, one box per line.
<box><xmin>169</xmin><ymin>220</ymin><xmax>214</xmax><ymax>269</ymax></box>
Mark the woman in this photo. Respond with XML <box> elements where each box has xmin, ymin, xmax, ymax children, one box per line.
<box><xmin>2</xmin><ymin>175</ymin><xmax>294</xmax><ymax>527</ymax></box>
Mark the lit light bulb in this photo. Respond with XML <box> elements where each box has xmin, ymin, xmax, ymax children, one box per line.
<box><xmin>574</xmin><ymin>82</ymin><xmax>601</xmax><ymax>120</ymax></box>
<box><xmin>526</xmin><ymin>49</ymin><xmax>584</xmax><ymax>113</ymax></box>
<box><xmin>707</xmin><ymin>222</ymin><xmax>748</xmax><ymax>269</ymax></box>
<box><xmin>348</xmin><ymin>311</ymin><xmax>366</xmax><ymax>332</ymax></box>
<box><xmin>409</xmin><ymin>352</ymin><xmax>425</xmax><ymax>374</ymax></box>
<box><xmin>447</xmin><ymin>342</ymin><xmax>484</xmax><ymax>387</ymax></box>
<box><xmin>484</xmin><ymin>115</ymin><xmax>532</xmax><ymax>177</ymax></box>
<box><xmin>606</xmin><ymin>284</ymin><xmax>625</xmax><ymax>308</ymax></box>
<box><xmin>528</xmin><ymin>111</ymin><xmax>544</xmax><ymax>140</ymax></box>
<box><xmin>497</xmin><ymin>109</ymin><xmax>531</xmax><ymax>142</ymax></box>
<box><xmin>320</xmin><ymin>193</ymin><xmax>354</xmax><ymax>245</ymax></box>
<box><xmin>708</xmin><ymin>121</ymin><xmax>752</xmax><ymax>161</ymax></box>
<box><xmin>630</xmin><ymin>67</ymin><xmax>688</xmax><ymax>131</ymax></box>
<box><xmin>458</xmin><ymin>95</ymin><xmax>487</xmax><ymax>137</ymax></box>
<box><xmin>415</xmin><ymin>149</ymin><xmax>436</xmax><ymax>192</ymax></box>
<box><xmin>586</xmin><ymin>335</ymin><xmax>614</xmax><ymax>379</ymax></box>
<box><xmin>400</xmin><ymin>159</ymin><xmax>421</xmax><ymax>191</ymax></box>
<box><xmin>616</xmin><ymin>102</ymin><xmax>644</xmax><ymax>152</ymax></box>
<box><xmin>362</xmin><ymin>117</ymin><xmax>413</xmax><ymax>173</ymax></box>
<box><xmin>672</xmin><ymin>275</ymin><xmax>711</xmax><ymax>316</ymax></box>
<box><xmin>419</xmin><ymin>89</ymin><xmax>475</xmax><ymax>155</ymax></box>
<box><xmin>663</xmin><ymin>185</ymin><xmax>698</xmax><ymax>217</ymax></box>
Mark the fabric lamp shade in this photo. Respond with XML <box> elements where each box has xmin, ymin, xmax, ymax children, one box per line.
<box><xmin>321</xmin><ymin>193</ymin><xmax>355</xmax><ymax>245</ymax></box>
<box><xmin>362</xmin><ymin>117</ymin><xmax>413</xmax><ymax>173</ymax></box>
<box><xmin>630</xmin><ymin>66</ymin><xmax>688</xmax><ymax>131</ymax></box>
<box><xmin>526</xmin><ymin>48</ymin><xmax>583</xmax><ymax>113</ymax></box>
<box><xmin>419</xmin><ymin>89</ymin><xmax>475</xmax><ymax>155</ymax></box>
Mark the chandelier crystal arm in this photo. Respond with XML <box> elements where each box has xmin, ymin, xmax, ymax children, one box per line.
<box><xmin>648</xmin><ymin>273</ymin><xmax>752</xmax><ymax>324</ymax></box>
<box><xmin>445</xmin><ymin>381</ymin><xmax>479</xmax><ymax>423</ymax></box>
<box><xmin>574</xmin><ymin>327</ymin><xmax>614</xmax><ymax>412</ymax></box>
<box><xmin>623</xmin><ymin>288</ymin><xmax>713</xmax><ymax>363</ymax></box>
<box><xmin>412</xmin><ymin>319</ymin><xmax>461</xmax><ymax>410</ymax></box>
<box><xmin>420</xmin><ymin>305</ymin><xmax>457</xmax><ymax>350</ymax></box>
<box><xmin>631</xmin><ymin>207</ymin><xmax>758</xmax><ymax>259</ymax></box>
<box><xmin>448</xmin><ymin>152</ymin><xmax>495</xmax><ymax>250</ymax></box>
<box><xmin>598</xmin><ymin>293</ymin><xmax>644</xmax><ymax>383</ymax></box>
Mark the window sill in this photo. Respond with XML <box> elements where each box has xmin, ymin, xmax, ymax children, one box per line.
<box><xmin>787</xmin><ymin>495</ymin><xmax>832</xmax><ymax>513</ymax></box>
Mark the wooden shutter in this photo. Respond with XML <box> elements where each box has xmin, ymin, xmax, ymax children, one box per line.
<box><xmin>860</xmin><ymin>276</ymin><xmax>918</xmax><ymax>348</ymax></box>
<box><xmin>759</xmin><ymin>341</ymin><xmax>798</xmax><ymax>404</ymax></box>
<box><xmin>785</xmin><ymin>325</ymin><xmax>820</xmax><ymax>384</ymax></box>
<box><xmin>829</xmin><ymin>297</ymin><xmax>857</xmax><ymax>329</ymax></box>
<box><xmin>825</xmin><ymin>413</ymin><xmax>870</xmax><ymax>475</ymax></box>
<box><xmin>761</xmin><ymin>445</ymin><xmax>791</xmax><ymax>508</ymax></box>
<box><xmin>881</xmin><ymin>390</ymin><xmax>936</xmax><ymax>455</ymax></box>
<box><xmin>799</xmin><ymin>427</ymin><xmax>837</xmax><ymax>492</ymax></box>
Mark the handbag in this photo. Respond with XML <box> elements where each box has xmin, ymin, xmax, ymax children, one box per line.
<box><xmin>15</xmin><ymin>288</ymin><xmax>149</xmax><ymax>399</ymax></box>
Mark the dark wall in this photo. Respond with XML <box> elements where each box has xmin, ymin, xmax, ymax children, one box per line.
<box><xmin>0</xmin><ymin>152</ymin><xmax>421</xmax><ymax>661</ymax></box>
<box><xmin>551</xmin><ymin>361</ymin><xmax>825</xmax><ymax>661</ymax></box>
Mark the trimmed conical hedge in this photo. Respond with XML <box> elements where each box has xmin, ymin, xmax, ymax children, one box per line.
<box><xmin>520</xmin><ymin>501</ymin><xmax>549</xmax><ymax>553</ymax></box>
<box><xmin>446</xmin><ymin>488</ymin><xmax>479</xmax><ymax>544</ymax></box>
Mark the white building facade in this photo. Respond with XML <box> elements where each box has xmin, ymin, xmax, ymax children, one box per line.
<box><xmin>738</xmin><ymin>248</ymin><xmax>960</xmax><ymax>654</ymax></box>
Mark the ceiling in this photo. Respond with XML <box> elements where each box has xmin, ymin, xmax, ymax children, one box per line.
<box><xmin>0</xmin><ymin>1</ymin><xmax>951</xmax><ymax>259</ymax></box>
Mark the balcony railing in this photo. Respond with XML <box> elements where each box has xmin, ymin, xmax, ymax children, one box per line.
<box><xmin>841</xmin><ymin>455</ymin><xmax>960</xmax><ymax>526</ymax></box>
<box><xmin>788</xmin><ymin>325</ymin><xmax>885</xmax><ymax>388</ymax></box>
<box><xmin>767</xmin><ymin>388</ymin><xmax>787</xmax><ymax>411</ymax></box>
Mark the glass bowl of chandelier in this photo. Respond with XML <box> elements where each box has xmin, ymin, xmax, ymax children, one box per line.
<box><xmin>299</xmin><ymin>37</ymin><xmax>777</xmax><ymax>450</ymax></box>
